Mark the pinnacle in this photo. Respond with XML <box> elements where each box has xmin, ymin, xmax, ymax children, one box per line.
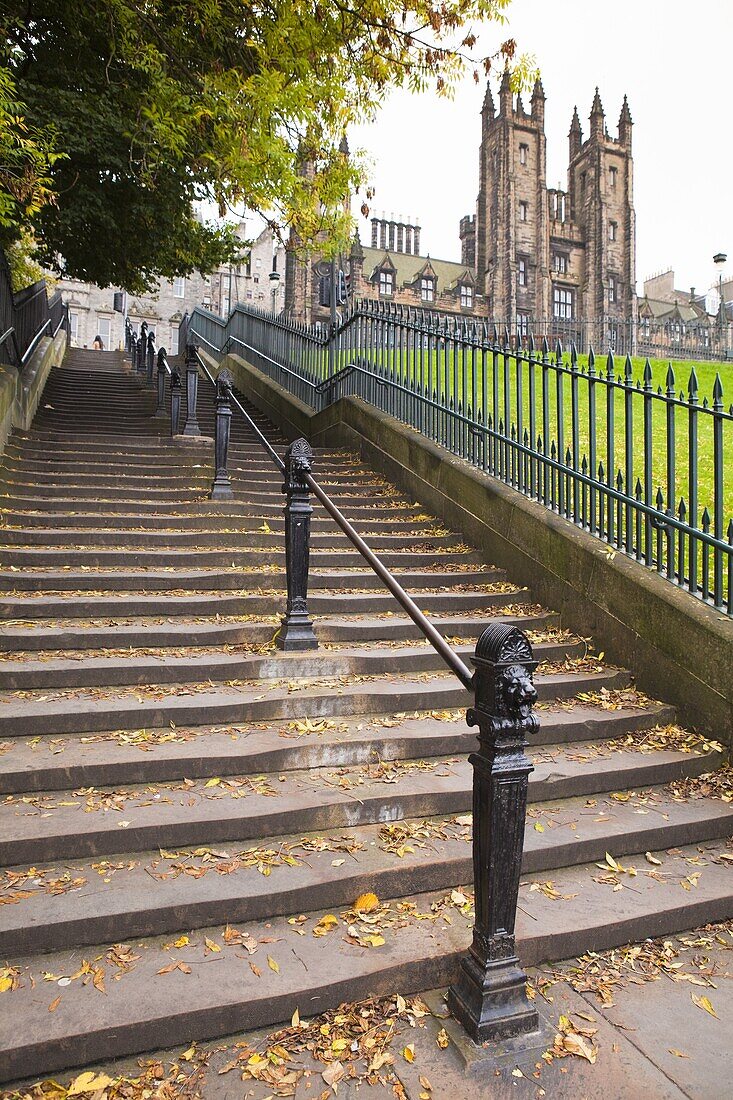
<box><xmin>531</xmin><ymin>76</ymin><xmax>545</xmax><ymax>101</ymax></box>
<box><xmin>591</xmin><ymin>85</ymin><xmax>605</xmax><ymax>117</ymax></box>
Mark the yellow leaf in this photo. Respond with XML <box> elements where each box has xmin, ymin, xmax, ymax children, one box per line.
<box><xmin>291</xmin><ymin>1007</ymin><xmax>300</xmax><ymax>1028</ymax></box>
<box><xmin>173</xmin><ymin>935</ymin><xmax>189</xmax><ymax>949</ymax></box>
<box><xmin>204</xmin><ymin>937</ymin><xmax>220</xmax><ymax>953</ymax></box>
<box><xmin>645</xmin><ymin>851</ymin><xmax>663</xmax><ymax>865</ymax></box>
<box><xmin>534</xmin><ymin>822</ymin><xmax>545</xmax><ymax>832</ymax></box>
<box><xmin>562</xmin><ymin>1032</ymin><xmax>597</xmax><ymax>1063</ymax></box>
<box><xmin>0</xmin><ymin>978</ymin><xmax>12</xmax><ymax>993</ymax></box>
<box><xmin>402</xmin><ymin>1044</ymin><xmax>415</xmax><ymax>1063</ymax></box>
<box><xmin>68</xmin><ymin>1072</ymin><xmax>114</xmax><ymax>1095</ymax></box>
<box><xmin>267</xmin><ymin>955</ymin><xmax>280</xmax><ymax>973</ymax></box>
<box><xmin>691</xmin><ymin>994</ymin><xmax>718</xmax><ymax>1019</ymax></box>
<box><xmin>354</xmin><ymin>892</ymin><xmax>379</xmax><ymax>913</ymax></box>
<box><xmin>669</xmin><ymin>1049</ymin><xmax>690</xmax><ymax>1058</ymax></box>
<box><xmin>605</xmin><ymin>852</ymin><xmax>622</xmax><ymax>872</ymax></box>
<box><xmin>181</xmin><ymin>1045</ymin><xmax>195</xmax><ymax>1061</ymax></box>
<box><xmin>363</xmin><ymin>934</ymin><xmax>385</xmax><ymax>947</ymax></box>
<box><xmin>205</xmin><ymin>777</ymin><xmax>221</xmax><ymax>787</ymax></box>
<box><xmin>436</xmin><ymin>1028</ymin><xmax>449</xmax><ymax>1050</ymax></box>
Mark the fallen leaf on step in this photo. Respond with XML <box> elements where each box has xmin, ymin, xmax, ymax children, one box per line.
<box><xmin>204</xmin><ymin>937</ymin><xmax>221</xmax><ymax>953</ymax></box>
<box><xmin>67</xmin><ymin>1072</ymin><xmax>114</xmax><ymax>1095</ymax></box>
<box><xmin>511</xmin><ymin>1068</ymin><xmax>525</xmax><ymax>1078</ymax></box>
<box><xmin>322</xmin><ymin>1061</ymin><xmax>344</xmax><ymax>1087</ymax></box>
<box><xmin>669</xmin><ymin>1049</ymin><xmax>690</xmax><ymax>1058</ymax></box>
<box><xmin>313</xmin><ymin>914</ymin><xmax>340</xmax><ymax>936</ymax></box>
<box><xmin>267</xmin><ymin>955</ymin><xmax>280</xmax><ymax>973</ymax></box>
<box><xmin>180</xmin><ymin>1045</ymin><xmax>196</xmax><ymax>1061</ymax></box>
<box><xmin>560</xmin><ymin>1031</ymin><xmax>597</xmax><ymax>1063</ymax></box>
<box><xmin>157</xmin><ymin>961</ymin><xmax>192</xmax><ymax>975</ymax></box>
<box><xmin>353</xmin><ymin>892</ymin><xmax>379</xmax><ymax>913</ymax></box>
<box><xmin>48</xmin><ymin>996</ymin><xmax>61</xmax><ymax>1012</ymax></box>
<box><xmin>691</xmin><ymin>994</ymin><xmax>718</xmax><ymax>1019</ymax></box>
<box><xmin>645</xmin><ymin>852</ymin><xmax>663</xmax><ymax>865</ymax></box>
<box><xmin>402</xmin><ymin>1044</ymin><xmax>415</xmax><ymax>1063</ymax></box>
<box><xmin>249</xmin><ymin>961</ymin><xmax>261</xmax><ymax>977</ymax></box>
<box><xmin>436</xmin><ymin>1028</ymin><xmax>449</xmax><ymax>1049</ymax></box>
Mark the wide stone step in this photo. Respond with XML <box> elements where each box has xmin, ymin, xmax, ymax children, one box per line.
<box><xmin>0</xmin><ymin>608</ymin><xmax>550</xmax><ymax>652</ymax></box>
<box><xmin>2</xmin><ymin>841</ymin><xmax>730</xmax><ymax>1084</ymax></box>
<box><xmin>0</xmin><ymin>495</ymin><xmax>413</xmax><ymax>518</ymax></box>
<box><xmin>0</xmin><ymin>565</ymin><xmax>501</xmax><ymax>595</ymax></box>
<box><xmin>0</xmin><ymin>702</ymin><xmax>677</xmax><ymax>793</ymax></box>
<box><xmin>0</xmin><ymin>586</ymin><xmax>506</xmax><ymax>619</ymax></box>
<box><xmin>0</xmin><ymin>745</ymin><xmax>720</xmax><ymax>866</ymax></box>
<box><xmin>1</xmin><ymin>511</ymin><xmax>443</xmax><ymax>534</ymax></box>
<box><xmin>0</xmin><ymin>546</ymin><xmax>484</xmax><ymax>569</ymax></box>
<box><xmin>0</xmin><ymin>669</ymin><xmax>630</xmax><ymax>739</ymax></box>
<box><xmin>0</xmin><ymin>636</ymin><xmax>584</xmax><ymax>691</ymax></box>
<box><xmin>0</xmin><ymin>527</ymin><xmax>464</xmax><ymax>551</ymax></box>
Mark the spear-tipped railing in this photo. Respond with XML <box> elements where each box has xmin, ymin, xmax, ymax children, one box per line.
<box><xmin>183</xmin><ymin>301</ymin><xmax>733</xmax><ymax>614</ymax></box>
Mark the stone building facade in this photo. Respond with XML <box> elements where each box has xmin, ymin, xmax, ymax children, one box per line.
<box><xmin>285</xmin><ymin>77</ymin><xmax>636</xmax><ymax>340</ymax></box>
<box><xmin>58</xmin><ymin>223</ymin><xmax>285</xmax><ymax>353</ymax></box>
<box><xmin>463</xmin><ymin>73</ymin><xmax>636</xmax><ymax>341</ymax></box>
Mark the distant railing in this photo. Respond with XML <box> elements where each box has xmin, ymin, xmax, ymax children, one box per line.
<box><xmin>183</xmin><ymin>299</ymin><xmax>733</xmax><ymax>614</ymax></box>
<box><xmin>0</xmin><ymin>251</ymin><xmax>69</xmax><ymax>369</ymax></box>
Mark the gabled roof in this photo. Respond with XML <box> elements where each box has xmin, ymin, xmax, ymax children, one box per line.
<box><xmin>638</xmin><ymin>296</ymin><xmax>710</xmax><ymax>324</ymax></box>
<box><xmin>361</xmin><ymin>247</ymin><xmax>474</xmax><ymax>296</ymax></box>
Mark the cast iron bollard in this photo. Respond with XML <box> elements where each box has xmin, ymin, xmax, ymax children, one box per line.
<box><xmin>170</xmin><ymin>363</ymin><xmax>182</xmax><ymax>436</ymax></box>
<box><xmin>183</xmin><ymin>342</ymin><xmax>201</xmax><ymax>436</ymax></box>
<box><xmin>275</xmin><ymin>438</ymin><xmax>318</xmax><ymax>651</ymax></box>
<box><xmin>210</xmin><ymin>368</ymin><xmax>234</xmax><ymax>500</ymax></box>
<box><xmin>137</xmin><ymin>321</ymin><xmax>148</xmax><ymax>375</ymax></box>
<box><xmin>154</xmin><ymin>349</ymin><xmax>167</xmax><ymax>417</ymax></box>
<box><xmin>447</xmin><ymin>622</ymin><xmax>540</xmax><ymax>1044</ymax></box>
<box><xmin>146</xmin><ymin>330</ymin><xmax>155</xmax><ymax>384</ymax></box>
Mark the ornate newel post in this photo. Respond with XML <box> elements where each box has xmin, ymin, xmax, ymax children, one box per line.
<box><xmin>447</xmin><ymin>623</ymin><xmax>540</xmax><ymax>1044</ymax></box>
<box><xmin>170</xmin><ymin>363</ymin><xmax>182</xmax><ymax>436</ymax></box>
<box><xmin>183</xmin><ymin>342</ymin><xmax>200</xmax><ymax>436</ymax></box>
<box><xmin>210</xmin><ymin>369</ymin><xmax>234</xmax><ymax>500</ymax></box>
<box><xmin>137</xmin><ymin>322</ymin><xmax>148</xmax><ymax>375</ymax></box>
<box><xmin>146</xmin><ymin>330</ymin><xmax>155</xmax><ymax>384</ymax></box>
<box><xmin>154</xmin><ymin>349</ymin><xmax>167</xmax><ymax>417</ymax></box>
<box><xmin>275</xmin><ymin>439</ymin><xmax>318</xmax><ymax>651</ymax></box>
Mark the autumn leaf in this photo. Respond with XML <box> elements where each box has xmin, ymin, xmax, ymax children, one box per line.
<box><xmin>48</xmin><ymin>996</ymin><xmax>62</xmax><ymax>1012</ymax></box>
<box><xmin>561</xmin><ymin>1031</ymin><xmax>597</xmax><ymax>1063</ymax></box>
<box><xmin>267</xmin><ymin>955</ymin><xmax>280</xmax><ymax>973</ymax></box>
<box><xmin>67</xmin><ymin>1072</ymin><xmax>114</xmax><ymax>1095</ymax></box>
<box><xmin>291</xmin><ymin>1007</ymin><xmax>300</xmax><ymax>1028</ymax></box>
<box><xmin>669</xmin><ymin>1049</ymin><xmax>690</xmax><ymax>1058</ymax></box>
<box><xmin>691</xmin><ymin>993</ymin><xmax>718</xmax><ymax>1019</ymax></box>
<box><xmin>181</xmin><ymin>1045</ymin><xmax>196</xmax><ymax>1061</ymax></box>
<box><xmin>534</xmin><ymin>822</ymin><xmax>545</xmax><ymax>832</ymax></box>
<box><xmin>645</xmin><ymin>852</ymin><xmax>663</xmax><ymax>865</ymax></box>
<box><xmin>402</xmin><ymin>1044</ymin><xmax>415</xmax><ymax>1063</ymax></box>
<box><xmin>436</xmin><ymin>1028</ymin><xmax>449</xmax><ymax>1049</ymax></box>
<box><xmin>204</xmin><ymin>937</ymin><xmax>221</xmax><ymax>953</ymax></box>
<box><xmin>353</xmin><ymin>892</ymin><xmax>379</xmax><ymax>913</ymax></box>
<box><xmin>249</xmin><ymin>961</ymin><xmax>261</xmax><ymax>977</ymax></box>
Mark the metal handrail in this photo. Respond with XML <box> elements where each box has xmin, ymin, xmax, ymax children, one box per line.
<box><xmin>189</xmin><ymin>344</ymin><xmax>473</xmax><ymax>689</ymax></box>
<box><xmin>20</xmin><ymin>317</ymin><xmax>52</xmax><ymax>365</ymax></box>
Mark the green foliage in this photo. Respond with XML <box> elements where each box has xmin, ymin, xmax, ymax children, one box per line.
<box><xmin>5</xmin><ymin>229</ymin><xmax>47</xmax><ymax>291</ymax></box>
<box><xmin>1</xmin><ymin>1</ymin><xmax>534</xmax><ymax>292</ymax></box>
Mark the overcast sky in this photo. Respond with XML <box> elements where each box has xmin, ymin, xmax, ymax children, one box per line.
<box><xmin>347</xmin><ymin>0</ymin><xmax>732</xmax><ymax>296</ymax></box>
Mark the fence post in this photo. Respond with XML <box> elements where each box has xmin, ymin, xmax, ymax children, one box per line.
<box><xmin>275</xmin><ymin>438</ymin><xmax>318</xmax><ymax>651</ymax></box>
<box><xmin>138</xmin><ymin>321</ymin><xmax>148</xmax><ymax>374</ymax></box>
<box><xmin>183</xmin><ymin>342</ymin><xmax>201</xmax><ymax>436</ymax></box>
<box><xmin>210</xmin><ymin>368</ymin><xmax>234</xmax><ymax>500</ymax></box>
<box><xmin>146</xmin><ymin>330</ymin><xmax>155</xmax><ymax>384</ymax></box>
<box><xmin>170</xmin><ymin>363</ymin><xmax>182</xmax><ymax>436</ymax></box>
<box><xmin>155</xmin><ymin>349</ymin><xmax>167</xmax><ymax>417</ymax></box>
<box><xmin>447</xmin><ymin>622</ymin><xmax>540</xmax><ymax>1044</ymax></box>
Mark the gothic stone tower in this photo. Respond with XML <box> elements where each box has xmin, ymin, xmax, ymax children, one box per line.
<box><xmin>471</xmin><ymin>77</ymin><xmax>636</xmax><ymax>343</ymax></box>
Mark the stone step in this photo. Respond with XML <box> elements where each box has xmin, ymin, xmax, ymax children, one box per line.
<box><xmin>1</xmin><ymin>841</ymin><xmax>729</xmax><ymax>1084</ymax></box>
<box><xmin>0</xmin><ymin>566</ymin><xmax>501</xmax><ymax>595</ymax></box>
<box><xmin>0</xmin><ymin>608</ymin><xmax>549</xmax><ymax>651</ymax></box>
<box><xmin>0</xmin><ymin>585</ymin><xmax>521</xmax><ymax>620</ymax></box>
<box><xmin>0</xmin><ymin>494</ymin><xmax>410</xmax><ymax>518</ymax></box>
<box><xmin>0</xmin><ymin>547</ymin><xmax>484</xmax><ymax>569</ymax></box>
<box><xmin>0</xmin><ymin>511</ymin><xmax>440</xmax><ymax>533</ymax></box>
<box><xmin>0</xmin><ymin>669</ymin><xmax>629</xmax><ymax>739</ymax></box>
<box><xmin>0</xmin><ymin>702</ymin><xmax>677</xmax><ymax>793</ymax></box>
<box><xmin>0</xmin><ymin>744</ymin><xmax>719</xmax><ymax>867</ymax></box>
<box><xmin>0</xmin><ymin>637</ymin><xmax>583</xmax><ymax>691</ymax></box>
<box><xmin>0</xmin><ymin>528</ymin><xmax>464</xmax><ymax>551</ymax></box>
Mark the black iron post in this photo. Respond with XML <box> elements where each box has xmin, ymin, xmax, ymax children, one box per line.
<box><xmin>183</xmin><ymin>342</ymin><xmax>201</xmax><ymax>436</ymax></box>
<box><xmin>447</xmin><ymin>622</ymin><xmax>540</xmax><ymax>1044</ymax></box>
<box><xmin>138</xmin><ymin>321</ymin><xmax>148</xmax><ymax>374</ymax></box>
<box><xmin>146</xmin><ymin>330</ymin><xmax>155</xmax><ymax>384</ymax></box>
<box><xmin>210</xmin><ymin>368</ymin><xmax>234</xmax><ymax>500</ymax></box>
<box><xmin>170</xmin><ymin>363</ymin><xmax>182</xmax><ymax>436</ymax></box>
<box><xmin>155</xmin><ymin>349</ymin><xmax>167</xmax><ymax>417</ymax></box>
<box><xmin>275</xmin><ymin>438</ymin><xmax>318</xmax><ymax>651</ymax></box>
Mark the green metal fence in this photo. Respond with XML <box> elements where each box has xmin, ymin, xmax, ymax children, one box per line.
<box><xmin>184</xmin><ymin>299</ymin><xmax>733</xmax><ymax>614</ymax></box>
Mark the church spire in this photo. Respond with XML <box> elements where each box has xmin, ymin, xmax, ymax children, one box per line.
<box><xmin>531</xmin><ymin>77</ymin><xmax>545</xmax><ymax>123</ymax></box>
<box><xmin>499</xmin><ymin>67</ymin><xmax>512</xmax><ymax>116</ymax></box>
<box><xmin>482</xmin><ymin>80</ymin><xmax>495</xmax><ymax>124</ymax></box>
<box><xmin>590</xmin><ymin>87</ymin><xmax>605</xmax><ymax>139</ymax></box>
<box><xmin>618</xmin><ymin>95</ymin><xmax>632</xmax><ymax>147</ymax></box>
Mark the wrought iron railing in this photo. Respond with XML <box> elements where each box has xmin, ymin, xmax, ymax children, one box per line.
<box><xmin>183</xmin><ymin>299</ymin><xmax>733</xmax><ymax>614</ymax></box>
<box><xmin>0</xmin><ymin>251</ymin><xmax>69</xmax><ymax>369</ymax></box>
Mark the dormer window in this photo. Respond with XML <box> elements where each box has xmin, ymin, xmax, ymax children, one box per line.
<box><xmin>519</xmin><ymin>143</ymin><xmax>528</xmax><ymax>166</ymax></box>
<box><xmin>420</xmin><ymin>277</ymin><xmax>435</xmax><ymax>303</ymax></box>
<box><xmin>460</xmin><ymin>284</ymin><xmax>473</xmax><ymax>309</ymax></box>
<box><xmin>379</xmin><ymin>270</ymin><xmax>394</xmax><ymax>297</ymax></box>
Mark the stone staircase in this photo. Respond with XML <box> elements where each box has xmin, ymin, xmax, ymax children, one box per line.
<box><xmin>0</xmin><ymin>348</ymin><xmax>730</xmax><ymax>1083</ymax></box>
